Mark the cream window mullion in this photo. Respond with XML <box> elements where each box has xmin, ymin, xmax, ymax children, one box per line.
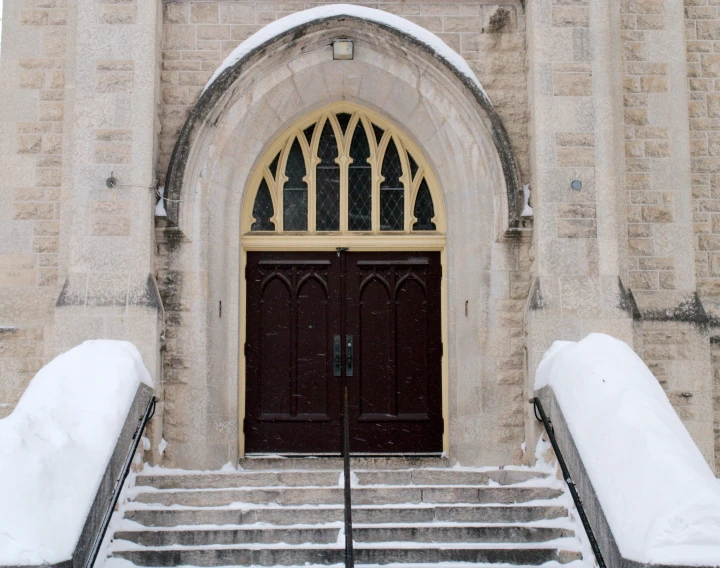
<box><xmin>335</xmin><ymin>113</ymin><xmax>353</xmax><ymax>234</ymax></box>
<box><xmin>374</xmin><ymin>129</ymin><xmax>390</xmax><ymax>234</ymax></box>
<box><xmin>301</xmin><ymin>124</ymin><xmax>317</xmax><ymax>233</ymax></box>
<box><xmin>408</xmin><ymin>166</ymin><xmax>425</xmax><ymax>229</ymax></box>
<box><xmin>396</xmin><ymin>136</ymin><xmax>413</xmax><ymax>234</ymax></box>
<box><xmin>276</xmin><ymin>136</ymin><xmax>295</xmax><ymax>232</ymax></box>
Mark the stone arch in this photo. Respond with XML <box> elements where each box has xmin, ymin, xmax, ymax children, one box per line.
<box><xmin>157</xmin><ymin>7</ymin><xmax>531</xmax><ymax>468</ymax></box>
<box><xmin>162</xmin><ymin>7</ymin><xmax>523</xmax><ymax>238</ymax></box>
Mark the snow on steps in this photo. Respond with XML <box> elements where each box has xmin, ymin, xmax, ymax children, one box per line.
<box><xmin>105</xmin><ymin>459</ymin><xmax>589</xmax><ymax>567</ymax></box>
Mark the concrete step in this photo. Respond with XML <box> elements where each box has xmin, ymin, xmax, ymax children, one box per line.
<box><xmin>132</xmin><ymin>485</ymin><xmax>563</xmax><ymax>507</ymax></box>
<box><xmin>125</xmin><ymin>504</ymin><xmax>568</xmax><ymax>527</ymax></box>
<box><xmin>237</xmin><ymin>456</ymin><xmax>449</xmax><ymax>470</ymax></box>
<box><xmin>112</xmin><ymin>545</ymin><xmax>582</xmax><ymax>566</ymax></box>
<box><xmin>136</xmin><ymin>469</ymin><xmax>547</xmax><ymax>490</ymax></box>
<box><xmin>115</xmin><ymin>524</ymin><xmax>573</xmax><ymax>547</ymax></box>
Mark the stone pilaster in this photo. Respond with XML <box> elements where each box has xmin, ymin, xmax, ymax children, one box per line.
<box><xmin>525</xmin><ymin>0</ymin><xmax>634</xmax><ymax>455</ymax></box>
<box><xmin>51</xmin><ymin>0</ymin><xmax>164</xmax><ymax>455</ymax></box>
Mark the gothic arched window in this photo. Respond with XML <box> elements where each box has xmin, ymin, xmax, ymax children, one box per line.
<box><xmin>244</xmin><ymin>105</ymin><xmax>444</xmax><ymax>235</ymax></box>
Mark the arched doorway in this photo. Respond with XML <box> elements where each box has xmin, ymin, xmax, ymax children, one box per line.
<box><xmin>156</xmin><ymin>6</ymin><xmax>529</xmax><ymax>469</ymax></box>
<box><xmin>240</xmin><ymin>103</ymin><xmax>447</xmax><ymax>454</ymax></box>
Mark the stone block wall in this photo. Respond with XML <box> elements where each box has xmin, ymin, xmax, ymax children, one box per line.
<box><xmin>623</xmin><ymin>0</ymin><xmax>692</xmax><ymax>293</ymax></box>
<box><xmin>634</xmin><ymin>321</ymin><xmax>715</xmax><ymax>465</ymax></box>
<box><xmin>0</xmin><ymin>0</ymin><xmax>70</xmax><ymax>417</ymax></box>
<box><xmin>155</xmin><ymin>0</ymin><xmax>533</xmax><ymax>466</ymax></box>
<box><xmin>684</xmin><ymin>0</ymin><xmax>720</xmax><ymax>472</ymax></box>
<box><xmin>157</xmin><ymin>0</ymin><xmax>530</xmax><ymax>184</ymax></box>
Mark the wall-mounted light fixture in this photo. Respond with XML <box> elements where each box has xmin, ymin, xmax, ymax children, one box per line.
<box><xmin>333</xmin><ymin>40</ymin><xmax>354</xmax><ymax>60</ymax></box>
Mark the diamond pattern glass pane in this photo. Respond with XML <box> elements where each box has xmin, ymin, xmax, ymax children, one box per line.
<box><xmin>372</xmin><ymin>124</ymin><xmax>385</xmax><ymax>146</ymax></box>
<box><xmin>412</xmin><ymin>178</ymin><xmax>436</xmax><ymax>231</ymax></box>
<box><xmin>283</xmin><ymin>138</ymin><xmax>308</xmax><ymax>231</ymax></box>
<box><xmin>303</xmin><ymin>124</ymin><xmax>316</xmax><ymax>145</ymax></box>
<box><xmin>269</xmin><ymin>152</ymin><xmax>280</xmax><ymax>179</ymax></box>
<box><xmin>336</xmin><ymin>113</ymin><xmax>352</xmax><ymax>134</ymax></box>
<box><xmin>348</xmin><ymin>122</ymin><xmax>371</xmax><ymax>231</ymax></box>
<box><xmin>408</xmin><ymin>152</ymin><xmax>419</xmax><ymax>181</ymax></box>
<box><xmin>380</xmin><ymin>138</ymin><xmax>404</xmax><ymax>231</ymax></box>
<box><xmin>251</xmin><ymin>178</ymin><xmax>275</xmax><ymax>231</ymax></box>
<box><xmin>316</xmin><ymin>121</ymin><xmax>340</xmax><ymax>231</ymax></box>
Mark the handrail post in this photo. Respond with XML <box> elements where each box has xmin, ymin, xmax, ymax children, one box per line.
<box><xmin>343</xmin><ymin>385</ymin><xmax>354</xmax><ymax>568</ymax></box>
<box><xmin>533</xmin><ymin>397</ymin><xmax>606</xmax><ymax>568</ymax></box>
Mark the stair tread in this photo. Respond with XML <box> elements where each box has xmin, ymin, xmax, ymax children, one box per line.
<box><xmin>112</xmin><ymin>541</ymin><xmax>581</xmax><ymax>551</ymax></box>
<box><xmin>107</xmin><ymin>465</ymin><xmax>586</xmax><ymax>567</ymax></box>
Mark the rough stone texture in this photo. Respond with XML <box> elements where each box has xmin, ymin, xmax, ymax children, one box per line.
<box><xmin>524</xmin><ymin>0</ymin><xmax>635</xmax><ymax>463</ymax></box>
<box><xmin>684</xmin><ymin>0</ymin><xmax>720</xmax><ymax>474</ymax></box>
<box><xmin>634</xmin><ymin>319</ymin><xmax>714</xmax><ymax>465</ymax></box>
<box><xmin>155</xmin><ymin>1</ymin><xmax>532</xmax><ymax>470</ymax></box>
<box><xmin>0</xmin><ymin>0</ymin><xmax>71</xmax><ymax>417</ymax></box>
<box><xmin>0</xmin><ymin>0</ymin><xmax>718</xmax><ymax>475</ymax></box>
<box><xmin>156</xmin><ymin>1</ymin><xmax>530</xmax><ymax>187</ymax></box>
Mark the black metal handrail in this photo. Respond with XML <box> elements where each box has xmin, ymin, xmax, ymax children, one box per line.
<box><xmin>342</xmin><ymin>385</ymin><xmax>354</xmax><ymax>568</ymax></box>
<box><xmin>533</xmin><ymin>397</ymin><xmax>606</xmax><ymax>568</ymax></box>
<box><xmin>85</xmin><ymin>396</ymin><xmax>156</xmax><ymax>568</ymax></box>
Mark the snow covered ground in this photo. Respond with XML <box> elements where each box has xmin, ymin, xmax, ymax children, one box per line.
<box><xmin>0</xmin><ymin>340</ymin><xmax>152</xmax><ymax>566</ymax></box>
<box><xmin>536</xmin><ymin>333</ymin><xmax>720</xmax><ymax>566</ymax></box>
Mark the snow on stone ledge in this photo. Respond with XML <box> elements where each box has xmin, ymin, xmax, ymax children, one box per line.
<box><xmin>536</xmin><ymin>333</ymin><xmax>720</xmax><ymax>566</ymax></box>
<box><xmin>204</xmin><ymin>4</ymin><xmax>489</xmax><ymax>102</ymax></box>
<box><xmin>0</xmin><ymin>340</ymin><xmax>152</xmax><ymax>566</ymax></box>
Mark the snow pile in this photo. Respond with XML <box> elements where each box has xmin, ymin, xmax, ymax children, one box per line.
<box><xmin>536</xmin><ymin>333</ymin><xmax>720</xmax><ymax>566</ymax></box>
<box><xmin>204</xmin><ymin>4</ymin><xmax>489</xmax><ymax>101</ymax></box>
<box><xmin>0</xmin><ymin>340</ymin><xmax>152</xmax><ymax>566</ymax></box>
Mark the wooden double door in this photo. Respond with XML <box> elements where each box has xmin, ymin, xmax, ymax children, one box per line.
<box><xmin>244</xmin><ymin>251</ymin><xmax>443</xmax><ymax>454</ymax></box>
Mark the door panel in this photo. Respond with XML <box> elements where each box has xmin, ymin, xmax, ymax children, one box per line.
<box><xmin>346</xmin><ymin>253</ymin><xmax>443</xmax><ymax>453</ymax></box>
<box><xmin>358</xmin><ymin>276</ymin><xmax>393</xmax><ymax>417</ymax></box>
<box><xmin>245</xmin><ymin>253</ymin><xmax>341</xmax><ymax>453</ymax></box>
<box><xmin>396</xmin><ymin>277</ymin><xmax>429</xmax><ymax>417</ymax></box>
<box><xmin>245</xmin><ymin>251</ymin><xmax>442</xmax><ymax>454</ymax></box>
<box><xmin>258</xmin><ymin>276</ymin><xmax>293</xmax><ymax>417</ymax></box>
<box><xmin>296</xmin><ymin>276</ymin><xmax>330</xmax><ymax>417</ymax></box>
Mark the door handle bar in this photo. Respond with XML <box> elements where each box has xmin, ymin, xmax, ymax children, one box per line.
<box><xmin>346</xmin><ymin>335</ymin><xmax>353</xmax><ymax>377</ymax></box>
<box><xmin>333</xmin><ymin>335</ymin><xmax>342</xmax><ymax>377</ymax></box>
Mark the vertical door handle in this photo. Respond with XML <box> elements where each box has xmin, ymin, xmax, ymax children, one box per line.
<box><xmin>346</xmin><ymin>335</ymin><xmax>353</xmax><ymax>376</ymax></box>
<box><xmin>333</xmin><ymin>335</ymin><xmax>341</xmax><ymax>377</ymax></box>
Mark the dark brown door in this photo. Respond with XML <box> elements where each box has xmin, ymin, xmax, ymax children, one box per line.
<box><xmin>245</xmin><ymin>251</ymin><xmax>442</xmax><ymax>454</ymax></box>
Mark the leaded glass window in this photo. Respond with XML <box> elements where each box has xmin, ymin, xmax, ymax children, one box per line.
<box><xmin>348</xmin><ymin>121</ymin><xmax>372</xmax><ymax>232</ymax></box>
<box><xmin>269</xmin><ymin>152</ymin><xmax>280</xmax><ymax>178</ymax></box>
<box><xmin>246</xmin><ymin>106</ymin><xmax>443</xmax><ymax>235</ymax></box>
<box><xmin>372</xmin><ymin>124</ymin><xmax>385</xmax><ymax>146</ymax></box>
<box><xmin>336</xmin><ymin>113</ymin><xmax>352</xmax><ymax>134</ymax></box>
<box><xmin>251</xmin><ymin>178</ymin><xmax>275</xmax><ymax>231</ymax></box>
<box><xmin>316</xmin><ymin>121</ymin><xmax>340</xmax><ymax>231</ymax></box>
<box><xmin>413</xmin><ymin>179</ymin><xmax>436</xmax><ymax>231</ymax></box>
<box><xmin>408</xmin><ymin>153</ymin><xmax>419</xmax><ymax>180</ymax></box>
<box><xmin>283</xmin><ymin>138</ymin><xmax>308</xmax><ymax>231</ymax></box>
<box><xmin>380</xmin><ymin>138</ymin><xmax>404</xmax><ymax>231</ymax></box>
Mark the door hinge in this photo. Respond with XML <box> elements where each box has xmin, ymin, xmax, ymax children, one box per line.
<box><xmin>243</xmin><ymin>417</ymin><xmax>249</xmax><ymax>433</ymax></box>
<box><xmin>440</xmin><ymin>417</ymin><xmax>445</xmax><ymax>434</ymax></box>
<box><xmin>244</xmin><ymin>343</ymin><xmax>249</xmax><ymax>356</ymax></box>
<box><xmin>245</xmin><ymin>264</ymin><xmax>250</xmax><ymax>280</ymax></box>
<box><xmin>440</xmin><ymin>342</ymin><xmax>443</xmax><ymax>357</ymax></box>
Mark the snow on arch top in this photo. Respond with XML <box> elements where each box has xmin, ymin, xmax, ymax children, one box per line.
<box><xmin>202</xmin><ymin>4</ymin><xmax>491</xmax><ymax>104</ymax></box>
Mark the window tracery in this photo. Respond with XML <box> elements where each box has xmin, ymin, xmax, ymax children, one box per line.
<box><xmin>244</xmin><ymin>104</ymin><xmax>444</xmax><ymax>235</ymax></box>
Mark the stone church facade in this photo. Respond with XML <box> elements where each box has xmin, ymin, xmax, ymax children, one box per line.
<box><xmin>0</xmin><ymin>0</ymin><xmax>718</xmax><ymax>474</ymax></box>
